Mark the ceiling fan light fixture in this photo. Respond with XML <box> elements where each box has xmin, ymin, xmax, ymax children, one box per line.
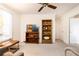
<box><xmin>38</xmin><ymin>3</ymin><xmax>57</xmax><ymax>12</ymax></box>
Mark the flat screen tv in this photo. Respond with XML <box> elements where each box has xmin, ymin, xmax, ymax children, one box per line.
<box><xmin>32</xmin><ymin>25</ymin><xmax>39</xmax><ymax>32</ymax></box>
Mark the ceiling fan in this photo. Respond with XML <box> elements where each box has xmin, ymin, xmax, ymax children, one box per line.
<box><xmin>38</xmin><ymin>3</ymin><xmax>57</xmax><ymax>12</ymax></box>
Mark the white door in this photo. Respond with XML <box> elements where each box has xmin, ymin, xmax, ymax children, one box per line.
<box><xmin>70</xmin><ymin>18</ymin><xmax>79</xmax><ymax>44</ymax></box>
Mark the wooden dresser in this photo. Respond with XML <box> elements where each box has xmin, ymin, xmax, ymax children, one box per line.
<box><xmin>26</xmin><ymin>32</ymin><xmax>39</xmax><ymax>43</ymax></box>
<box><xmin>26</xmin><ymin>24</ymin><xmax>39</xmax><ymax>43</ymax></box>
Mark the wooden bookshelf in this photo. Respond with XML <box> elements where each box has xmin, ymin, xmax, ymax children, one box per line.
<box><xmin>26</xmin><ymin>32</ymin><xmax>39</xmax><ymax>43</ymax></box>
<box><xmin>42</xmin><ymin>20</ymin><xmax>52</xmax><ymax>43</ymax></box>
<box><xmin>26</xmin><ymin>25</ymin><xmax>39</xmax><ymax>43</ymax></box>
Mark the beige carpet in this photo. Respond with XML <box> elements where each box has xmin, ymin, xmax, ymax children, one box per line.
<box><xmin>19</xmin><ymin>40</ymin><xmax>67</xmax><ymax>56</ymax></box>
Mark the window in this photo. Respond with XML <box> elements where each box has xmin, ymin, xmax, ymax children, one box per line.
<box><xmin>0</xmin><ymin>16</ymin><xmax>3</xmax><ymax>35</ymax></box>
<box><xmin>0</xmin><ymin>10</ymin><xmax>12</xmax><ymax>42</ymax></box>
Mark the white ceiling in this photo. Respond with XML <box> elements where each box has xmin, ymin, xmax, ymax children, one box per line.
<box><xmin>2</xmin><ymin>3</ymin><xmax>79</xmax><ymax>15</ymax></box>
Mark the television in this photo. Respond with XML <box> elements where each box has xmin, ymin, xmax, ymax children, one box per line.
<box><xmin>32</xmin><ymin>25</ymin><xmax>39</xmax><ymax>32</ymax></box>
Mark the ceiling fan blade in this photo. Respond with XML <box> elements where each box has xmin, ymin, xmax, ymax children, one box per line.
<box><xmin>38</xmin><ymin>6</ymin><xmax>44</xmax><ymax>12</ymax></box>
<box><xmin>47</xmin><ymin>4</ymin><xmax>57</xmax><ymax>9</ymax></box>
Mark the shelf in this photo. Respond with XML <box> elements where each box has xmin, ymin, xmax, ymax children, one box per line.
<box><xmin>26</xmin><ymin>32</ymin><xmax>39</xmax><ymax>34</ymax></box>
<box><xmin>42</xmin><ymin>20</ymin><xmax>52</xmax><ymax>43</ymax></box>
<box><xmin>42</xmin><ymin>30</ymin><xmax>51</xmax><ymax>31</ymax></box>
<box><xmin>42</xmin><ymin>24</ymin><xmax>51</xmax><ymax>26</ymax></box>
<box><xmin>26</xmin><ymin>37</ymin><xmax>39</xmax><ymax>39</ymax></box>
<box><xmin>42</xmin><ymin>34</ymin><xmax>51</xmax><ymax>36</ymax></box>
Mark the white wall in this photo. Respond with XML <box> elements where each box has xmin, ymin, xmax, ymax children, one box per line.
<box><xmin>60</xmin><ymin>5</ymin><xmax>79</xmax><ymax>44</ymax></box>
<box><xmin>60</xmin><ymin>16</ymin><xmax>70</xmax><ymax>44</ymax></box>
<box><xmin>55</xmin><ymin>16</ymin><xmax>62</xmax><ymax>40</ymax></box>
<box><xmin>12</xmin><ymin>13</ymin><xmax>21</xmax><ymax>41</ymax></box>
<box><xmin>20</xmin><ymin>14</ymin><xmax>55</xmax><ymax>43</ymax></box>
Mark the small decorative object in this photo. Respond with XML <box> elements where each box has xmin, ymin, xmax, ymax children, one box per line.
<box><xmin>27</xmin><ymin>29</ymin><xmax>32</xmax><ymax>32</ymax></box>
<box><xmin>43</xmin><ymin>27</ymin><xmax>48</xmax><ymax>30</ymax></box>
<box><xmin>45</xmin><ymin>27</ymin><xmax>48</xmax><ymax>30</ymax></box>
<box><xmin>44</xmin><ymin>36</ymin><xmax>50</xmax><ymax>40</ymax></box>
<box><xmin>27</xmin><ymin>25</ymin><xmax>32</xmax><ymax>32</ymax></box>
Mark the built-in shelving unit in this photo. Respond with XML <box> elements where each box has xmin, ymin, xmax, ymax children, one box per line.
<box><xmin>42</xmin><ymin>20</ymin><xmax>52</xmax><ymax>43</ymax></box>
